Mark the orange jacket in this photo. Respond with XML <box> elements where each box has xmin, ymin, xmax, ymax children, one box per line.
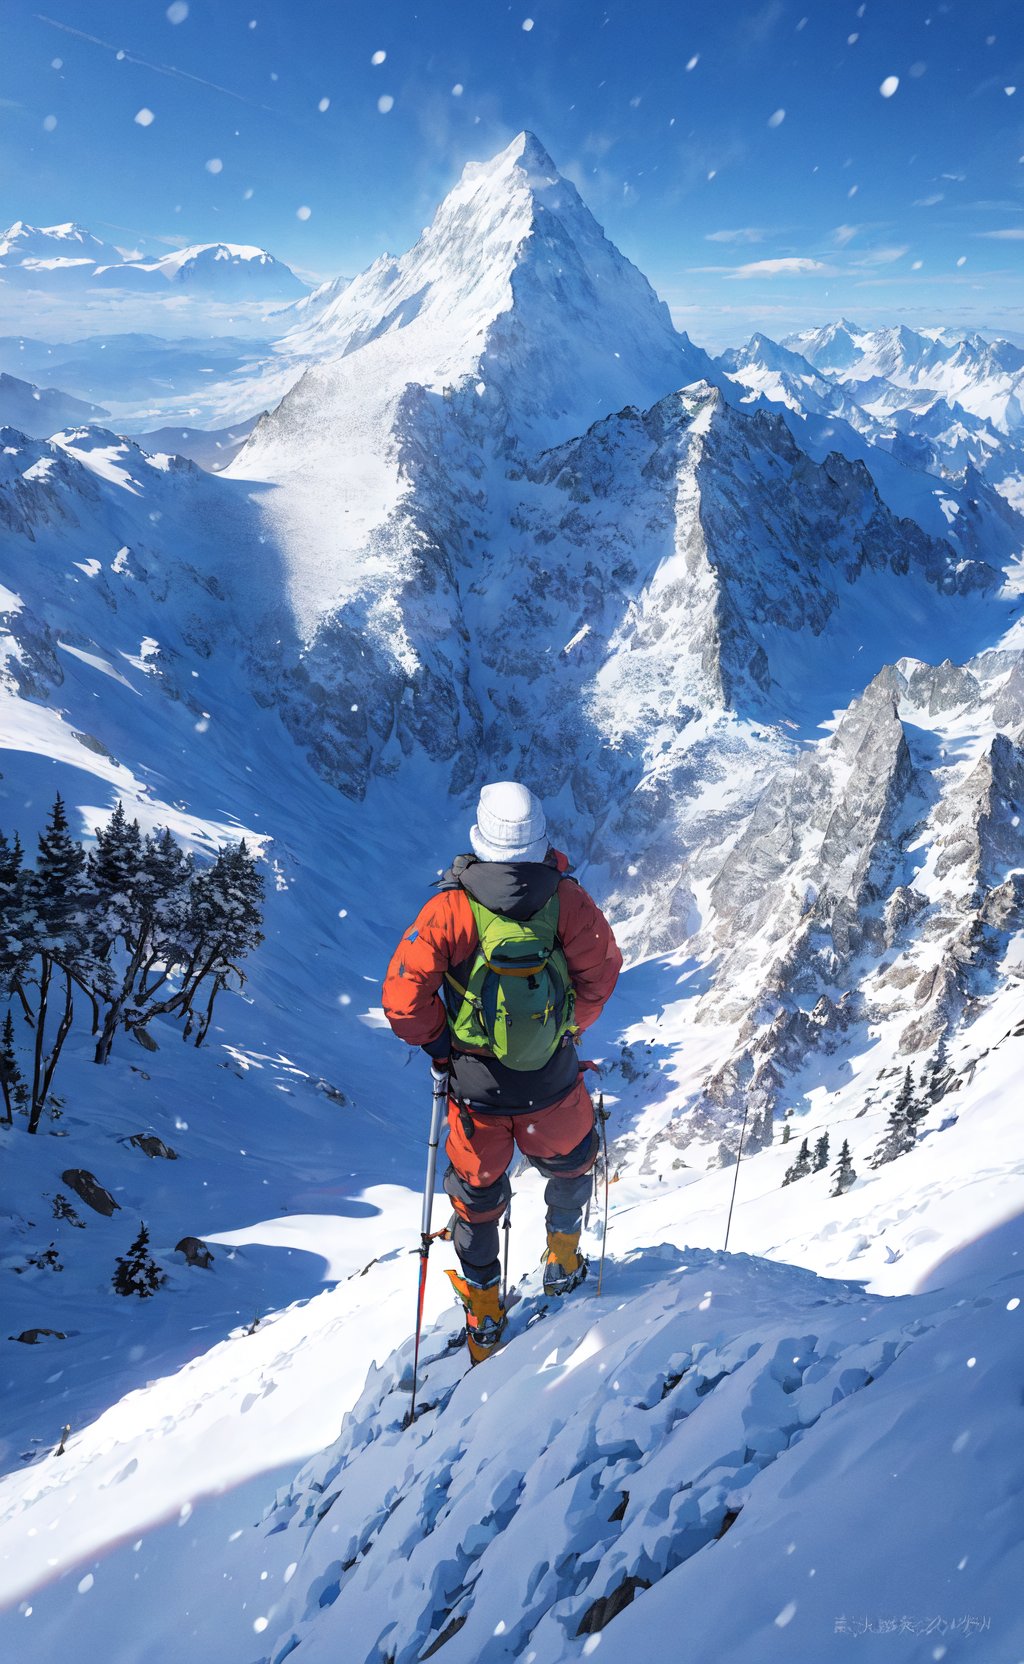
<box><xmin>383</xmin><ymin>859</ymin><xmax>622</xmax><ymax>1051</ymax></box>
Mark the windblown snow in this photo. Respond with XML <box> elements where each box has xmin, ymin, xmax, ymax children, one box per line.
<box><xmin>0</xmin><ymin>131</ymin><xmax>1022</xmax><ymax>1664</ymax></box>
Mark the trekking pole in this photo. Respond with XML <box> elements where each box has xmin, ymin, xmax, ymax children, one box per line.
<box><xmin>405</xmin><ymin>1064</ymin><xmax>449</xmax><ymax>1429</ymax></box>
<box><xmin>501</xmin><ymin>1194</ymin><xmax>512</xmax><ymax>1308</ymax></box>
<box><xmin>596</xmin><ymin>1093</ymin><xmax>611</xmax><ymax>1296</ymax></box>
<box><xmin>723</xmin><ymin>1095</ymin><xmax>752</xmax><ymax>1254</ymax></box>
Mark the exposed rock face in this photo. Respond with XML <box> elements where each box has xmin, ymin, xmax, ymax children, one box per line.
<box><xmin>934</xmin><ymin>732</ymin><xmax>1024</xmax><ymax>896</ymax></box>
<box><xmin>129</xmin><ymin>1134</ymin><xmax>178</xmax><ymax>1160</ymax></box>
<box><xmin>60</xmin><ymin>1169</ymin><xmax>119</xmax><ymax>1216</ymax></box>
<box><xmin>175</xmin><ymin>1236</ymin><xmax>215</xmax><ymax>1268</ymax></box>
<box><xmin>644</xmin><ymin>644</ymin><xmax>1024</xmax><ymax>1162</ymax></box>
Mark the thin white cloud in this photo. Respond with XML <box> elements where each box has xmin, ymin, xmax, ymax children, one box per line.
<box><xmin>705</xmin><ymin>227</ymin><xmax>769</xmax><ymax>244</ymax></box>
<box><xmin>856</xmin><ymin>244</ymin><xmax>911</xmax><ymax>266</ymax></box>
<box><xmin>831</xmin><ymin>223</ymin><xmax>860</xmax><ymax>247</ymax></box>
<box><xmin>726</xmin><ymin>256</ymin><xmax>837</xmax><ymax>280</ymax></box>
<box><xmin>912</xmin><ymin>193</ymin><xmax>944</xmax><ymax>207</ymax></box>
<box><xmin>976</xmin><ymin>227</ymin><xmax>1024</xmax><ymax>240</ymax></box>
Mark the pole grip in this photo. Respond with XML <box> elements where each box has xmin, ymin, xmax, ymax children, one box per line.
<box><xmin>420</xmin><ymin>1066</ymin><xmax>449</xmax><ymax>1239</ymax></box>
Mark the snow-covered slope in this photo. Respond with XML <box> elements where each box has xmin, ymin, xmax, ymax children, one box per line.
<box><xmin>246</xmin><ymin>1214</ymin><xmax>1023</xmax><ymax>1664</ymax></box>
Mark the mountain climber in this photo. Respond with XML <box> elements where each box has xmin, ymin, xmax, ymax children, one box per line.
<box><xmin>383</xmin><ymin>782</ymin><xmax>622</xmax><ymax>1363</ymax></box>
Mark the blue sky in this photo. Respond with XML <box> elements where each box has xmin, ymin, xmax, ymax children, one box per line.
<box><xmin>3</xmin><ymin>0</ymin><xmax>1023</xmax><ymax>345</ymax></box>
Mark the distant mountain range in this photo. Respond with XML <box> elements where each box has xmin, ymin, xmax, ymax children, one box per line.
<box><xmin>0</xmin><ymin>370</ymin><xmax>108</xmax><ymax>435</ymax></box>
<box><xmin>0</xmin><ymin>220</ymin><xmax>309</xmax><ymax>301</ymax></box>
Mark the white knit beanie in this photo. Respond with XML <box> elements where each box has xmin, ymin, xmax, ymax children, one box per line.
<box><xmin>470</xmin><ymin>781</ymin><xmax>549</xmax><ymax>864</ymax></box>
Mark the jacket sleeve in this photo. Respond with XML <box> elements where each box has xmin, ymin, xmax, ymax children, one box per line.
<box><xmin>382</xmin><ymin>891</ymin><xmax>475</xmax><ymax>1048</ymax></box>
<box><xmin>557</xmin><ymin>880</ymin><xmax>623</xmax><ymax>1033</ymax></box>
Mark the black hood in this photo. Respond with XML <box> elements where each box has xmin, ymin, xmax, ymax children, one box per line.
<box><xmin>441</xmin><ymin>853</ymin><xmax>561</xmax><ymax>921</ymax></box>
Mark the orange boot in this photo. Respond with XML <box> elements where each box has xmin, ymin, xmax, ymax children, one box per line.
<box><xmin>445</xmin><ymin>1269</ymin><xmax>507</xmax><ymax>1365</ymax></box>
<box><xmin>543</xmin><ymin>1230</ymin><xmax>588</xmax><ymax>1296</ymax></box>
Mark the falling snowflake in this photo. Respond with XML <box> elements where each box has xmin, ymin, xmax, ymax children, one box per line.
<box><xmin>686</xmin><ymin>53</ymin><xmax>699</xmax><ymax>70</ymax></box>
<box><xmin>296</xmin><ymin>204</ymin><xmax>312</xmax><ymax>220</ymax></box>
<box><xmin>318</xmin><ymin>96</ymin><xmax>330</xmax><ymax>111</ymax></box>
<box><xmin>371</xmin><ymin>49</ymin><xmax>386</xmax><ymax>64</ymax></box>
<box><xmin>134</xmin><ymin>107</ymin><xmax>155</xmax><ymax>126</ymax></box>
<box><xmin>768</xmin><ymin>108</ymin><xmax>785</xmax><ymax>127</ymax></box>
<box><xmin>956</xmin><ymin>255</ymin><xmax>967</xmax><ymax>266</ymax></box>
<box><xmin>166</xmin><ymin>1</ymin><xmax>189</xmax><ymax>21</ymax></box>
<box><xmin>879</xmin><ymin>75</ymin><xmax>899</xmax><ymax>98</ymax></box>
<box><xmin>452</xmin><ymin>83</ymin><xmax>464</xmax><ymax>96</ymax></box>
<box><xmin>377</xmin><ymin>94</ymin><xmax>394</xmax><ymax>112</ymax></box>
<box><xmin>206</xmin><ymin>157</ymin><xmax>223</xmax><ymax>173</ymax></box>
<box><xmin>522</xmin><ymin>17</ymin><xmax>535</xmax><ymax>30</ymax></box>
<box><xmin>42</xmin><ymin>114</ymin><xmax>57</xmax><ymax>131</ymax></box>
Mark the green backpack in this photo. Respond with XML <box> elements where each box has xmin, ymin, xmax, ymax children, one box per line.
<box><xmin>445</xmin><ymin>894</ymin><xmax>576</xmax><ymax>1071</ymax></box>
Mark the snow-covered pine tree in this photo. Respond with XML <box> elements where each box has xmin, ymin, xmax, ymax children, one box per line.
<box><xmin>829</xmin><ymin>1138</ymin><xmax>857</xmax><ymax>1197</ymax></box>
<box><xmin>90</xmin><ymin>810</ymin><xmax>193</xmax><ymax>1064</ymax></box>
<box><xmin>112</xmin><ymin>1223</ymin><xmax>166</xmax><ymax>1297</ymax></box>
<box><xmin>813</xmin><ymin>1131</ymin><xmax>830</xmax><ymax>1171</ymax></box>
<box><xmin>137</xmin><ymin>838</ymin><xmax>264</xmax><ymax>1047</ymax></box>
<box><xmin>923</xmin><ymin>1033</ymin><xmax>954</xmax><ymax>1103</ymax></box>
<box><xmin>89</xmin><ymin>800</ymin><xmax>144</xmax><ymax>960</ymax></box>
<box><xmin>0</xmin><ymin>829</ymin><xmax>38</xmax><ymax>1032</ymax></box>
<box><xmin>0</xmin><ymin>1009</ymin><xmax>26</xmax><ymax>1125</ymax></box>
<box><xmin>25</xmin><ymin>795</ymin><xmax>90</xmax><ymax>1133</ymax></box>
<box><xmin>869</xmin><ymin>1066</ymin><xmax>919</xmax><ymax>1169</ymax></box>
<box><xmin>782</xmin><ymin>1137</ymin><xmax>811</xmax><ymax>1185</ymax></box>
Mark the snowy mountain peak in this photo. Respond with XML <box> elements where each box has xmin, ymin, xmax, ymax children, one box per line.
<box><xmin>0</xmin><ymin>220</ymin><xmax>306</xmax><ymax>299</ymax></box>
<box><xmin>458</xmin><ymin>127</ymin><xmax>560</xmax><ymax>189</ymax></box>
<box><xmin>0</xmin><ymin>218</ymin><xmax>104</xmax><ymax>252</ymax></box>
<box><xmin>254</xmin><ymin>132</ymin><xmax>715</xmax><ymax>473</ymax></box>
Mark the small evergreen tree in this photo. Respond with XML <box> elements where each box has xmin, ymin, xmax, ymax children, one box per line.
<box><xmin>25</xmin><ymin>795</ymin><xmax>90</xmax><ymax>1132</ymax></box>
<box><xmin>922</xmin><ymin>1034</ymin><xmax>954</xmax><ymax>1104</ymax></box>
<box><xmin>781</xmin><ymin>1120</ymin><xmax>792</xmax><ymax>1145</ymax></box>
<box><xmin>812</xmin><ymin>1131</ymin><xmax>830</xmax><ymax>1172</ymax></box>
<box><xmin>782</xmin><ymin>1137</ymin><xmax>811</xmax><ymax>1186</ymax></box>
<box><xmin>112</xmin><ymin>1223</ymin><xmax>166</xmax><ymax>1297</ymax></box>
<box><xmin>0</xmin><ymin>1009</ymin><xmax>25</xmax><ymax>1124</ymax></box>
<box><xmin>0</xmin><ymin>830</ymin><xmax>37</xmax><ymax>1027</ymax></box>
<box><xmin>51</xmin><ymin>1191</ymin><xmax>85</xmax><ymax>1227</ymax></box>
<box><xmin>137</xmin><ymin>838</ymin><xmax>264</xmax><ymax>1047</ymax></box>
<box><xmin>829</xmin><ymin>1138</ymin><xmax>857</xmax><ymax>1197</ymax></box>
<box><xmin>869</xmin><ymin>1066</ymin><xmax>919</xmax><ymax>1168</ymax></box>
